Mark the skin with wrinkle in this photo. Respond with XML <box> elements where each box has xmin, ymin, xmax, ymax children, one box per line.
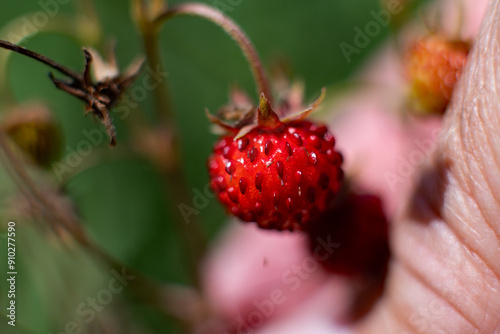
<box><xmin>357</xmin><ymin>0</ymin><xmax>500</xmax><ymax>332</ymax></box>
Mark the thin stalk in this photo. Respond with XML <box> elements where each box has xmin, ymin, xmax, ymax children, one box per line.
<box><xmin>0</xmin><ymin>131</ymin><xmax>204</xmax><ymax>325</ymax></box>
<box><xmin>0</xmin><ymin>14</ymin><xmax>95</xmax><ymax>107</ymax></box>
<box><xmin>160</xmin><ymin>165</ymin><xmax>207</xmax><ymax>289</ymax></box>
<box><xmin>154</xmin><ymin>2</ymin><xmax>272</xmax><ymax>101</ymax></box>
<box><xmin>88</xmin><ymin>242</ymin><xmax>206</xmax><ymax>325</ymax></box>
<box><xmin>141</xmin><ymin>27</ymin><xmax>173</xmax><ymax>123</ymax></box>
<box><xmin>0</xmin><ymin>131</ymin><xmax>88</xmax><ymax>244</ymax></box>
<box><xmin>134</xmin><ymin>1</ymin><xmax>208</xmax><ymax>288</ymax></box>
<box><xmin>0</xmin><ymin>40</ymin><xmax>82</xmax><ymax>81</ymax></box>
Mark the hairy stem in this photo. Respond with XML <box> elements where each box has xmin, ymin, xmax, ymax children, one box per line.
<box><xmin>155</xmin><ymin>2</ymin><xmax>272</xmax><ymax>101</ymax></box>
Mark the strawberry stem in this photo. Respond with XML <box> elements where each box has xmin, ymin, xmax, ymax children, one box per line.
<box><xmin>154</xmin><ymin>2</ymin><xmax>273</xmax><ymax>103</ymax></box>
<box><xmin>133</xmin><ymin>0</ymin><xmax>173</xmax><ymax>123</ymax></box>
<box><xmin>134</xmin><ymin>1</ymin><xmax>208</xmax><ymax>289</ymax></box>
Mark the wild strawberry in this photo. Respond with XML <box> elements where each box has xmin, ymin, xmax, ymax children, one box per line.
<box><xmin>307</xmin><ymin>192</ymin><xmax>389</xmax><ymax>276</ymax></box>
<box><xmin>207</xmin><ymin>91</ymin><xmax>344</xmax><ymax>231</ymax></box>
<box><xmin>405</xmin><ymin>34</ymin><xmax>470</xmax><ymax>115</ymax></box>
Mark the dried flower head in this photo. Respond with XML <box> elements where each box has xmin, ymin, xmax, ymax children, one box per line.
<box><xmin>49</xmin><ymin>46</ymin><xmax>144</xmax><ymax>145</ymax></box>
<box><xmin>1</xmin><ymin>103</ymin><xmax>61</xmax><ymax>167</ymax></box>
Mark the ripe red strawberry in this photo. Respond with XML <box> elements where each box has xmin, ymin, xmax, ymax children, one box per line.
<box><xmin>307</xmin><ymin>192</ymin><xmax>389</xmax><ymax>276</ymax></box>
<box><xmin>405</xmin><ymin>34</ymin><xmax>470</xmax><ymax>115</ymax></box>
<box><xmin>207</xmin><ymin>92</ymin><xmax>344</xmax><ymax>231</ymax></box>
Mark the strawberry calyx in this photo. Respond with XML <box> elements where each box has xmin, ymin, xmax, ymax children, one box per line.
<box><xmin>206</xmin><ymin>86</ymin><xmax>326</xmax><ymax>139</ymax></box>
<box><xmin>257</xmin><ymin>93</ymin><xmax>282</xmax><ymax>129</ymax></box>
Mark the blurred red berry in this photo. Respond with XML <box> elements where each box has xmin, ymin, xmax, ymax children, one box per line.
<box><xmin>307</xmin><ymin>193</ymin><xmax>390</xmax><ymax>276</ymax></box>
<box><xmin>405</xmin><ymin>34</ymin><xmax>470</xmax><ymax>115</ymax></box>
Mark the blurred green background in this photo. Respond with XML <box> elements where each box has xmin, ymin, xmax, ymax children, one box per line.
<box><xmin>0</xmin><ymin>0</ymin><xmax>422</xmax><ymax>333</ymax></box>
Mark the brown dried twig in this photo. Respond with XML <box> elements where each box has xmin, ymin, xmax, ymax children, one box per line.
<box><xmin>0</xmin><ymin>40</ymin><xmax>144</xmax><ymax>145</ymax></box>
